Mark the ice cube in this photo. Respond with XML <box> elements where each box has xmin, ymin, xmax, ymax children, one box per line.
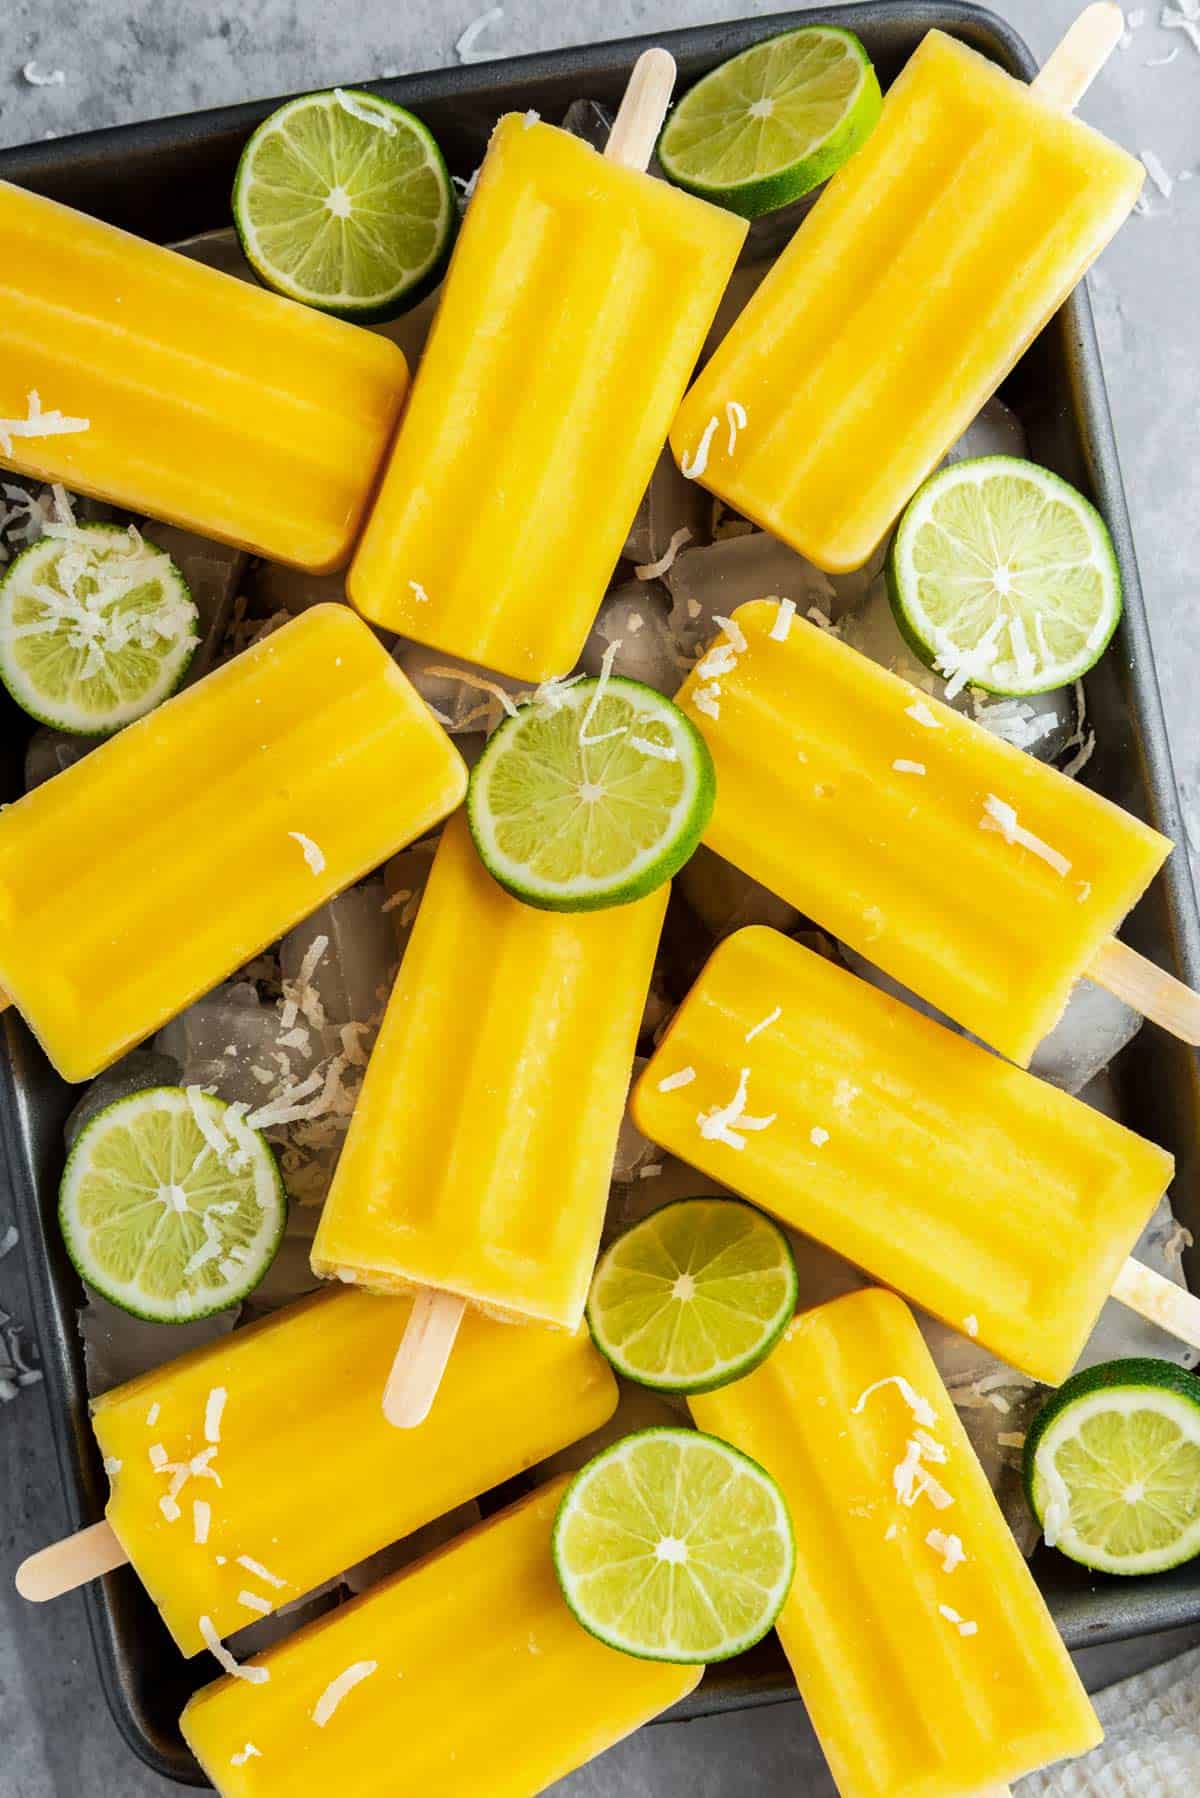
<box><xmin>676</xmin><ymin>843</ymin><xmax>801</xmax><ymax>940</ymax></box>
<box><xmin>664</xmin><ymin>531</ymin><xmax>837</xmax><ymax>662</ymax></box>
<box><xmin>138</xmin><ymin>519</ymin><xmax>246</xmax><ymax>683</ymax></box>
<box><xmin>156</xmin><ymin>982</ymin><xmax>306</xmax><ymax>1110</ymax></box>
<box><xmin>944</xmin><ymin>395</ymin><xmax>1028</xmax><ymax>466</ymax></box>
<box><xmin>611</xmin><ymin>1059</ymin><xmax>658</xmax><ymax>1185</ymax></box>
<box><xmin>23</xmin><ymin>727</ymin><xmax>95</xmax><ymax>792</ymax></box>
<box><xmin>239</xmin><ymin>1204</ymin><xmax>324</xmax><ymax>1318</ymax></box>
<box><xmin>580</xmin><ymin>581</ymin><xmax>685</xmax><ymax>695</ymax></box>
<box><xmin>343</xmin><ymin>1500</ymin><xmax>483</xmax><ymax>1594</ymax></box>
<box><xmin>383</xmin><ymin>840</ymin><xmax>438</xmax><ymax>953</ymax></box>
<box><xmin>560</xmin><ymin>98</ymin><xmax>613</xmax><ymax>152</ymax></box>
<box><xmin>623</xmin><ymin>449</ymin><xmax>712</xmax><ymax>570</ymax></box>
<box><xmin>247</xmin><ymin>560</ymin><xmax>348</xmax><ymax>616</ymax></box>
<box><xmin>392</xmin><ymin>642</ymin><xmax>525</xmax><ymax>733</ymax></box>
<box><xmin>80</xmin><ymin>1287</ymin><xmax>239</xmax><ymax>1396</ymax></box>
<box><xmin>64</xmin><ymin>1049</ymin><xmax>182</xmax><ymax>1151</ymax></box>
<box><xmin>279</xmin><ymin>879</ymin><xmax>397</xmax><ymax>1036</ymax></box>
<box><xmin>227</xmin><ymin>1579</ymin><xmax>344</xmax><ymax>1659</ymax></box>
<box><xmin>1029</xmin><ymin>978</ymin><xmax>1143</xmax><ymax>1095</ymax></box>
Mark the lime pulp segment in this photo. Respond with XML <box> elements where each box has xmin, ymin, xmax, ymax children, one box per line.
<box><xmin>658</xmin><ymin>26</ymin><xmax>882</xmax><ymax>217</ymax></box>
<box><xmin>59</xmin><ymin>1087</ymin><xmax>285</xmax><ymax>1323</ymax></box>
<box><xmin>553</xmin><ymin>1427</ymin><xmax>795</xmax><ymax>1662</ymax></box>
<box><xmin>888</xmin><ymin>456</ymin><xmax>1123</xmax><ymax>697</ymax></box>
<box><xmin>233</xmin><ymin>88</ymin><xmax>457</xmax><ymax>318</ymax></box>
<box><xmin>587</xmin><ymin>1199</ymin><xmax>798</xmax><ymax>1392</ymax></box>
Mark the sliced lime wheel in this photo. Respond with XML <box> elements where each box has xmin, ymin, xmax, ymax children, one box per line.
<box><xmin>468</xmin><ymin>675</ymin><xmax>715</xmax><ymax>910</ymax></box>
<box><xmin>658</xmin><ymin>26</ymin><xmax>881</xmax><ymax>218</ymax></box>
<box><xmin>1025</xmin><ymin>1358</ymin><xmax>1200</xmax><ymax>1576</ymax></box>
<box><xmin>553</xmin><ymin>1427</ymin><xmax>795</xmax><ymax>1662</ymax></box>
<box><xmin>60</xmin><ymin>1087</ymin><xmax>285</xmax><ymax>1323</ymax></box>
<box><xmin>887</xmin><ymin>456</ymin><xmax>1122</xmax><ymax>697</ymax></box>
<box><xmin>587</xmin><ymin>1199</ymin><xmax>797</xmax><ymax>1393</ymax></box>
<box><xmin>233</xmin><ymin>88</ymin><xmax>456</xmax><ymax>320</ymax></box>
<box><xmin>0</xmin><ymin>524</ymin><xmax>196</xmax><ymax>735</ymax></box>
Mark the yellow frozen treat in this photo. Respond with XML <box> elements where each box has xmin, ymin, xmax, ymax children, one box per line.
<box><xmin>0</xmin><ymin>182</ymin><xmax>407</xmax><ymax>568</ymax></box>
<box><xmin>671</xmin><ymin>29</ymin><xmax>1143</xmax><ymax>572</ymax></box>
<box><xmin>675</xmin><ymin>602</ymin><xmax>1170</xmax><ymax>1064</ymax></box>
<box><xmin>348</xmin><ymin>112</ymin><xmax>746</xmax><ymax>680</ymax></box>
<box><xmin>182</xmin><ymin>1479</ymin><xmax>702</xmax><ymax>1797</ymax></box>
<box><xmin>312</xmin><ymin>812</ymin><xmax>667</xmax><ymax>1326</ymax></box>
<box><xmin>0</xmin><ymin>605</ymin><xmax>466</xmax><ymax>1082</ymax></box>
<box><xmin>692</xmin><ymin>1290</ymin><xmax>1102</xmax><ymax>1797</ymax></box>
<box><xmin>89</xmin><ymin>1290</ymin><xmax>617</xmax><ymax>1656</ymax></box>
<box><xmin>634</xmin><ymin>926</ymin><xmax>1173</xmax><ymax>1385</ymax></box>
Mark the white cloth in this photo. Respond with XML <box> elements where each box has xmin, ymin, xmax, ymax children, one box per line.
<box><xmin>1018</xmin><ymin>1647</ymin><xmax>1200</xmax><ymax>1795</ymax></box>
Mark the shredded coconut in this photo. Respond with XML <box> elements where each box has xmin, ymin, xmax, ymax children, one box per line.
<box><xmin>691</xmin><ymin>685</ymin><xmax>721</xmax><ymax>721</ymax></box>
<box><xmin>853</xmin><ymin>1377</ymin><xmax>938</xmax><ymax>1429</ymax></box>
<box><xmin>0</xmin><ymin>390</ymin><xmax>89</xmax><ymax>459</ymax></box>
<box><xmin>635</xmin><ymin>526</ymin><xmax>692</xmax><ymax>582</ymax></box>
<box><xmin>288</xmin><ymin>831</ymin><xmax>326</xmax><ymax>876</ymax></box>
<box><xmin>905</xmin><ymin>700</ymin><xmax>941</xmax><ymax>730</ymax></box>
<box><xmin>231</xmin><ymin>1745</ymin><xmax>261</xmax><ymax>1767</ymax></box>
<box><xmin>964</xmin><ymin>1314</ymin><xmax>979</xmax><ymax>1338</ymax></box>
<box><xmin>980</xmin><ymin>795</ymin><xmax>1071</xmax><ymax>876</ymax></box>
<box><xmin>769</xmin><ymin>597</ymin><xmax>796</xmax><ymax>642</ymax></box>
<box><xmin>938</xmin><ymin>1603</ymin><xmax>978</xmax><ymax>1637</ymax></box>
<box><xmin>204</xmin><ymin>1386</ymin><xmax>227</xmax><ymax>1445</ymax></box>
<box><xmin>193</xmin><ymin>1501</ymin><xmax>211</xmax><ymax>1546</ymax></box>
<box><xmin>333</xmin><ymin>88</ymin><xmax>397</xmax><ymax>134</ymax></box>
<box><xmin>893</xmin><ymin>1438</ymin><xmax>954</xmax><ymax>1511</ymax></box>
<box><xmin>23</xmin><ymin>62</ymin><xmax>65</xmax><ymax>86</ymax></box>
<box><xmin>809</xmin><ymin>1126</ymin><xmax>829</xmax><ymax>1147</ymax></box>
<box><xmin>238</xmin><ymin>1590</ymin><xmax>272</xmax><ymax>1615</ymax></box>
<box><xmin>578</xmin><ymin>640</ymin><xmax>626</xmax><ymax>746</ymax></box>
<box><xmin>199</xmin><ymin>1617</ymin><xmax>269</xmax><ymax>1685</ymax></box>
<box><xmin>892</xmin><ymin>759</ymin><xmax>926</xmax><ymax>776</ymax></box>
<box><xmin>312</xmin><ymin>1660</ymin><xmax>378</xmax><ymax>1727</ymax></box>
<box><xmin>744</xmin><ymin>1006</ymin><xmax>781</xmax><ymax>1043</ymax></box>
<box><xmin>724</xmin><ymin>400</ymin><xmax>747</xmax><ymax>457</ymax></box>
<box><xmin>629</xmin><ymin>733</ymin><xmax>679</xmax><ymax>762</ymax></box>
<box><xmin>926</xmin><ymin>1529</ymin><xmax>967</xmax><ymax>1573</ymax></box>
<box><xmin>657</xmin><ymin>1066</ymin><xmax>696</xmax><ymax>1093</ymax></box>
<box><xmin>103</xmin><ymin>1457</ymin><xmax>122</xmax><ymax>1477</ymax></box>
<box><xmin>697</xmin><ymin>1067</ymin><xmax>776</xmax><ymax>1151</ymax></box>
<box><xmin>1141</xmin><ymin>148</ymin><xmax>1174</xmax><ymax>197</ymax></box>
<box><xmin>681</xmin><ymin>415</ymin><xmax>719</xmax><ymax>480</ymax></box>
<box><xmin>236</xmin><ymin>1554</ymin><xmax>287</xmax><ymax>1590</ymax></box>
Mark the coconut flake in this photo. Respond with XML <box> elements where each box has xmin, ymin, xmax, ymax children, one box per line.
<box><xmin>724</xmin><ymin>400</ymin><xmax>747</xmax><ymax>457</ymax></box>
<box><xmin>681</xmin><ymin>415</ymin><xmax>719</xmax><ymax>481</ymax></box>
<box><xmin>238</xmin><ymin>1590</ymin><xmax>273</xmax><ymax>1616</ymax></box>
<box><xmin>333</xmin><ymin>88</ymin><xmax>397</xmax><ymax>134</ymax></box>
<box><xmin>964</xmin><ymin>1314</ymin><xmax>979</xmax><ymax>1338</ymax></box>
<box><xmin>456</xmin><ymin>4</ymin><xmax>504</xmax><ymax>60</ymax></box>
<box><xmin>998</xmin><ymin>1431</ymin><xmax>1027</xmax><ymax>1449</ymax></box>
<box><xmin>712</xmin><ymin>613</ymin><xmax>748</xmax><ymax>656</ymax></box>
<box><xmin>159</xmin><ymin>1496</ymin><xmax>182</xmax><ymax>1523</ymax></box>
<box><xmin>149</xmin><ymin>1444</ymin><xmax>169</xmax><ymax>1470</ymax></box>
<box><xmin>905</xmin><ymin>700</ymin><xmax>941</xmax><ymax>730</ymax></box>
<box><xmin>744</xmin><ymin>1006</ymin><xmax>781</xmax><ymax>1043</ymax></box>
<box><xmin>938</xmin><ymin>1603</ymin><xmax>978</xmax><ymax>1637</ymax></box>
<box><xmin>578</xmin><ymin>640</ymin><xmax>626</xmax><ymax>746</ymax></box>
<box><xmin>193</xmin><ymin>1501</ymin><xmax>211</xmax><ymax>1545</ymax></box>
<box><xmin>635</xmin><ymin>526</ymin><xmax>692</xmax><ymax>582</ymax></box>
<box><xmin>236</xmin><ymin>1554</ymin><xmax>287</xmax><ymax>1590</ymax></box>
<box><xmin>809</xmin><ymin>1126</ymin><xmax>829</xmax><ymax>1147</ymax></box>
<box><xmin>1162</xmin><ymin>6</ymin><xmax>1200</xmax><ymax>54</ymax></box>
<box><xmin>892</xmin><ymin>759</ymin><xmax>926</xmax><ymax>776</ymax></box>
<box><xmin>312</xmin><ymin>1660</ymin><xmax>378</xmax><ymax>1726</ymax></box>
<box><xmin>853</xmin><ymin>1377</ymin><xmax>938</xmax><ymax>1429</ymax></box>
<box><xmin>691</xmin><ymin>685</ymin><xmax>721</xmax><ymax>721</ymax></box>
<box><xmin>980</xmin><ymin>795</ymin><xmax>1071</xmax><ymax>876</ymax></box>
<box><xmin>629</xmin><ymin>733</ymin><xmax>679</xmax><ymax>762</ymax></box>
<box><xmin>204</xmin><ymin>1386</ymin><xmax>227</xmax><ymax>1445</ymax></box>
<box><xmin>926</xmin><ymin>1529</ymin><xmax>967</xmax><ymax>1573</ymax></box>
<box><xmin>698</xmin><ymin>1067</ymin><xmax>776</xmax><ymax>1151</ymax></box>
<box><xmin>658</xmin><ymin>1066</ymin><xmax>696</xmax><ymax>1093</ymax></box>
<box><xmin>23</xmin><ymin>62</ymin><xmax>65</xmax><ymax>86</ymax></box>
<box><xmin>1141</xmin><ymin>148</ymin><xmax>1175</xmax><ymax>197</ymax></box>
<box><xmin>0</xmin><ymin>391</ymin><xmax>89</xmax><ymax>459</ymax></box>
<box><xmin>288</xmin><ymin>831</ymin><xmax>326</xmax><ymax>876</ymax></box>
<box><xmin>103</xmin><ymin>1457</ymin><xmax>122</xmax><ymax>1477</ymax></box>
<box><xmin>769</xmin><ymin>597</ymin><xmax>796</xmax><ymax>642</ymax></box>
<box><xmin>200</xmin><ymin>1617</ymin><xmax>269</xmax><ymax>1685</ymax></box>
<box><xmin>231</xmin><ymin>1745</ymin><xmax>261</xmax><ymax>1767</ymax></box>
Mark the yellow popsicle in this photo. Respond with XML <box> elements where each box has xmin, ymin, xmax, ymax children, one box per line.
<box><xmin>90</xmin><ymin>1289</ymin><xmax>617</xmax><ymax>1655</ymax></box>
<box><xmin>670</xmin><ymin>30</ymin><xmax>1143</xmax><ymax>572</ymax></box>
<box><xmin>0</xmin><ymin>182</ymin><xmax>408</xmax><ymax>568</ymax></box>
<box><xmin>674</xmin><ymin>602</ymin><xmax>1170</xmax><ymax>1065</ymax></box>
<box><xmin>348</xmin><ymin>113</ymin><xmax>746</xmax><ymax>679</ymax></box>
<box><xmin>312</xmin><ymin>812</ymin><xmax>667</xmax><ymax>1326</ymax></box>
<box><xmin>634</xmin><ymin>926</ymin><xmax>1173</xmax><ymax>1385</ymax></box>
<box><xmin>0</xmin><ymin>605</ymin><xmax>466</xmax><ymax>1082</ymax></box>
<box><xmin>692</xmin><ymin>1289</ymin><xmax>1101</xmax><ymax>1797</ymax></box>
<box><xmin>182</xmin><ymin>1479</ymin><xmax>702</xmax><ymax>1797</ymax></box>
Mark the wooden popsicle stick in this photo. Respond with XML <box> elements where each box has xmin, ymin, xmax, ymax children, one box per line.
<box><xmin>1088</xmin><ymin>938</ymin><xmax>1200</xmax><ymax>1046</ymax></box>
<box><xmin>1031</xmin><ymin>3</ymin><xmax>1125</xmax><ymax>112</ymax></box>
<box><xmin>16</xmin><ymin>1519</ymin><xmax>128</xmax><ymax>1601</ymax></box>
<box><xmin>1112</xmin><ymin>1258</ymin><xmax>1200</xmax><ymax>1354</ymax></box>
<box><xmin>383</xmin><ymin>1289</ymin><xmax>467</xmax><ymax>1429</ymax></box>
<box><xmin>605</xmin><ymin>47</ymin><xmax>676</xmax><ymax>171</ymax></box>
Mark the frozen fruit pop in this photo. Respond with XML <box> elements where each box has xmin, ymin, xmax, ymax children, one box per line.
<box><xmin>16</xmin><ymin>1288</ymin><xmax>617</xmax><ymax>1655</ymax></box>
<box><xmin>634</xmin><ymin>926</ymin><xmax>1179</xmax><ymax>1386</ymax></box>
<box><xmin>671</xmin><ymin>10</ymin><xmax>1141</xmax><ymax>572</ymax></box>
<box><xmin>0</xmin><ymin>604</ymin><xmax>466</xmax><ymax>1082</ymax></box>
<box><xmin>692</xmin><ymin>1290</ymin><xmax>1102</xmax><ymax>1797</ymax></box>
<box><xmin>312</xmin><ymin>811</ymin><xmax>668</xmax><ymax>1421</ymax></box>
<box><xmin>0</xmin><ymin>182</ymin><xmax>407</xmax><ymax>569</ymax></box>
<box><xmin>675</xmin><ymin>601</ymin><xmax>1175</xmax><ymax>1067</ymax></box>
<box><xmin>347</xmin><ymin>51</ymin><xmax>746</xmax><ymax>680</ymax></box>
<box><xmin>182</xmin><ymin>1479</ymin><xmax>701</xmax><ymax>1798</ymax></box>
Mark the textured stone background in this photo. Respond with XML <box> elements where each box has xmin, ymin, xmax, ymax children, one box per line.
<box><xmin>1</xmin><ymin>2</ymin><xmax>1198</xmax><ymax>1793</ymax></box>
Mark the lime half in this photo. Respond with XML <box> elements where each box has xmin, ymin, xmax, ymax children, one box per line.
<box><xmin>60</xmin><ymin>1087</ymin><xmax>285</xmax><ymax>1323</ymax></box>
<box><xmin>587</xmin><ymin>1199</ymin><xmax>797</xmax><ymax>1393</ymax></box>
<box><xmin>553</xmin><ymin>1428</ymin><xmax>794</xmax><ymax>1662</ymax></box>
<box><xmin>0</xmin><ymin>525</ymin><xmax>196</xmax><ymax>735</ymax></box>
<box><xmin>658</xmin><ymin>26</ymin><xmax>881</xmax><ymax>218</ymax></box>
<box><xmin>233</xmin><ymin>88</ymin><xmax>456</xmax><ymax>320</ymax></box>
<box><xmin>887</xmin><ymin>456</ymin><xmax>1122</xmax><ymax>697</ymax></box>
<box><xmin>1025</xmin><ymin>1358</ymin><xmax>1200</xmax><ymax>1576</ymax></box>
<box><xmin>468</xmin><ymin>675</ymin><xmax>715</xmax><ymax>910</ymax></box>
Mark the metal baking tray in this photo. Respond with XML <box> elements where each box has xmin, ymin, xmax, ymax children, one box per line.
<box><xmin>2</xmin><ymin>2</ymin><xmax>1198</xmax><ymax>1783</ymax></box>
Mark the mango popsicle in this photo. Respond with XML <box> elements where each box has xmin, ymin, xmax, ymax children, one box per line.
<box><xmin>348</xmin><ymin>70</ymin><xmax>747</xmax><ymax>680</ymax></box>
<box><xmin>19</xmin><ymin>1288</ymin><xmax>616</xmax><ymax>1655</ymax></box>
<box><xmin>0</xmin><ymin>604</ymin><xmax>466</xmax><ymax>1082</ymax></box>
<box><xmin>182</xmin><ymin>1479</ymin><xmax>702</xmax><ymax>1797</ymax></box>
<box><xmin>674</xmin><ymin>601</ymin><xmax>1171</xmax><ymax>1065</ymax></box>
<box><xmin>634</xmin><ymin>926</ymin><xmax>1173</xmax><ymax>1385</ymax></box>
<box><xmin>312</xmin><ymin>812</ymin><xmax>667</xmax><ymax>1328</ymax></box>
<box><xmin>0</xmin><ymin>182</ymin><xmax>408</xmax><ymax>569</ymax></box>
<box><xmin>670</xmin><ymin>22</ymin><xmax>1143</xmax><ymax>572</ymax></box>
<box><xmin>692</xmin><ymin>1290</ymin><xmax>1102</xmax><ymax>1796</ymax></box>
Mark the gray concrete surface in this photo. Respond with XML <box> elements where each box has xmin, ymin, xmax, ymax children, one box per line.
<box><xmin>1</xmin><ymin>1</ymin><xmax>1199</xmax><ymax>1792</ymax></box>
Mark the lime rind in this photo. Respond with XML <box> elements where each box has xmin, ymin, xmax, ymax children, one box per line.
<box><xmin>553</xmin><ymin>1426</ymin><xmax>796</xmax><ymax>1663</ymax></box>
<box><xmin>0</xmin><ymin>524</ymin><xmax>197</xmax><ymax>735</ymax></box>
<box><xmin>59</xmin><ymin>1086</ymin><xmax>285</xmax><ymax>1323</ymax></box>
<box><xmin>233</xmin><ymin>88</ymin><xmax>457</xmax><ymax>321</ymax></box>
<box><xmin>467</xmin><ymin>675</ymin><xmax>716</xmax><ymax>911</ymax></box>
<box><xmin>887</xmin><ymin>455</ymin><xmax>1123</xmax><ymax>698</ymax></box>
<box><xmin>1024</xmin><ymin>1357</ymin><xmax>1200</xmax><ymax>1576</ymax></box>
<box><xmin>658</xmin><ymin>26</ymin><xmax>882</xmax><ymax>218</ymax></box>
<box><xmin>587</xmin><ymin>1198</ymin><xmax>798</xmax><ymax>1394</ymax></box>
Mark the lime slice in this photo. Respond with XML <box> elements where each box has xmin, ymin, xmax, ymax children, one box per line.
<box><xmin>0</xmin><ymin>524</ymin><xmax>196</xmax><ymax>735</ymax></box>
<box><xmin>658</xmin><ymin>26</ymin><xmax>881</xmax><ymax>218</ymax></box>
<box><xmin>887</xmin><ymin>456</ymin><xmax>1123</xmax><ymax>697</ymax></box>
<box><xmin>233</xmin><ymin>88</ymin><xmax>456</xmax><ymax>320</ymax></box>
<box><xmin>587</xmin><ymin>1199</ymin><xmax>797</xmax><ymax>1393</ymax></box>
<box><xmin>1025</xmin><ymin>1358</ymin><xmax>1200</xmax><ymax>1576</ymax></box>
<box><xmin>553</xmin><ymin>1427</ymin><xmax>795</xmax><ymax>1662</ymax></box>
<box><xmin>60</xmin><ymin>1087</ymin><xmax>285</xmax><ymax>1323</ymax></box>
<box><xmin>468</xmin><ymin>675</ymin><xmax>716</xmax><ymax>910</ymax></box>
